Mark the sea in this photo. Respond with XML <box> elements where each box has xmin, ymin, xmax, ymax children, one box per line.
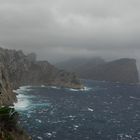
<box><xmin>14</xmin><ymin>80</ymin><xmax>140</xmax><ymax>140</ymax></box>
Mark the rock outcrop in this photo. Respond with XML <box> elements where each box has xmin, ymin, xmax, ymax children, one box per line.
<box><xmin>56</xmin><ymin>58</ymin><xmax>139</xmax><ymax>84</ymax></box>
<box><xmin>0</xmin><ymin>64</ymin><xmax>30</xmax><ymax>140</ymax></box>
<box><xmin>0</xmin><ymin>64</ymin><xmax>16</xmax><ymax>106</ymax></box>
<box><xmin>0</xmin><ymin>47</ymin><xmax>82</xmax><ymax>89</ymax></box>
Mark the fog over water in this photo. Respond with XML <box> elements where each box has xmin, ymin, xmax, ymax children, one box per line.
<box><xmin>0</xmin><ymin>0</ymin><xmax>140</xmax><ymax>63</ymax></box>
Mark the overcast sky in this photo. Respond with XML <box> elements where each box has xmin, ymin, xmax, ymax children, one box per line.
<box><xmin>0</xmin><ymin>0</ymin><xmax>140</xmax><ymax>63</ymax></box>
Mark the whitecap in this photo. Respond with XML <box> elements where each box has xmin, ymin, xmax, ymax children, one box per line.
<box><xmin>35</xmin><ymin>119</ymin><xmax>42</xmax><ymax>123</ymax></box>
<box><xmin>88</xmin><ymin>107</ymin><xmax>94</xmax><ymax>112</ymax></box>
<box><xmin>69</xmin><ymin>88</ymin><xmax>79</xmax><ymax>92</ymax></box>
<box><xmin>45</xmin><ymin>133</ymin><xmax>53</xmax><ymax>138</ymax></box>
<box><xmin>80</xmin><ymin>86</ymin><xmax>92</xmax><ymax>91</ymax></box>
<box><xmin>37</xmin><ymin>136</ymin><xmax>43</xmax><ymax>140</ymax></box>
<box><xmin>41</xmin><ymin>85</ymin><xmax>46</xmax><ymax>87</ymax></box>
<box><xmin>73</xmin><ymin>125</ymin><xmax>79</xmax><ymax>130</ymax></box>
<box><xmin>74</xmin><ymin>125</ymin><xmax>79</xmax><ymax>128</ymax></box>
<box><xmin>13</xmin><ymin>86</ymin><xmax>32</xmax><ymax>94</ymax></box>
<box><xmin>50</xmin><ymin>86</ymin><xmax>60</xmax><ymax>89</ymax></box>
<box><xmin>129</xmin><ymin>96</ymin><xmax>140</xmax><ymax>100</ymax></box>
<box><xmin>68</xmin><ymin>86</ymin><xmax>92</xmax><ymax>92</ymax></box>
<box><xmin>14</xmin><ymin>96</ymin><xmax>30</xmax><ymax>111</ymax></box>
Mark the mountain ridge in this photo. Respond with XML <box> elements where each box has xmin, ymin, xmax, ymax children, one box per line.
<box><xmin>0</xmin><ymin>47</ymin><xmax>82</xmax><ymax>90</ymax></box>
<box><xmin>55</xmin><ymin>57</ymin><xmax>139</xmax><ymax>84</ymax></box>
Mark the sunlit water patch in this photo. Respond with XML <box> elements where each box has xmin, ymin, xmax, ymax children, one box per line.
<box><xmin>14</xmin><ymin>81</ymin><xmax>140</xmax><ymax>140</ymax></box>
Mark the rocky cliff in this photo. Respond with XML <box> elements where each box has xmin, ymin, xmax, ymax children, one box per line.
<box><xmin>0</xmin><ymin>64</ymin><xmax>16</xmax><ymax>106</ymax></box>
<box><xmin>0</xmin><ymin>47</ymin><xmax>82</xmax><ymax>89</ymax></box>
<box><xmin>0</xmin><ymin>64</ymin><xmax>30</xmax><ymax>140</ymax></box>
<box><xmin>0</xmin><ymin>46</ymin><xmax>82</xmax><ymax>105</ymax></box>
<box><xmin>56</xmin><ymin>58</ymin><xmax>139</xmax><ymax>84</ymax></box>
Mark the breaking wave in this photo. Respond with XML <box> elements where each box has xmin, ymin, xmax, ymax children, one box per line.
<box><xmin>68</xmin><ymin>86</ymin><xmax>92</xmax><ymax>92</ymax></box>
<box><xmin>14</xmin><ymin>86</ymin><xmax>34</xmax><ymax>111</ymax></box>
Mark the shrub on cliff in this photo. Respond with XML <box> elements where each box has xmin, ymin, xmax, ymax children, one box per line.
<box><xmin>0</xmin><ymin>107</ymin><xmax>18</xmax><ymax>131</ymax></box>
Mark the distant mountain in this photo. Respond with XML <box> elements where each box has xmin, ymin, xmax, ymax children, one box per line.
<box><xmin>55</xmin><ymin>58</ymin><xmax>139</xmax><ymax>84</ymax></box>
<box><xmin>55</xmin><ymin>57</ymin><xmax>105</xmax><ymax>72</ymax></box>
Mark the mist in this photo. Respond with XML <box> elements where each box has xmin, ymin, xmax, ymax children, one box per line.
<box><xmin>0</xmin><ymin>0</ymin><xmax>140</xmax><ymax>63</ymax></box>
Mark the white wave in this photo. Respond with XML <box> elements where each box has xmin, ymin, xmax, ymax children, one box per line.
<box><xmin>73</xmin><ymin>125</ymin><xmax>79</xmax><ymax>130</ymax></box>
<box><xmin>45</xmin><ymin>133</ymin><xmax>53</xmax><ymax>138</ymax></box>
<box><xmin>80</xmin><ymin>86</ymin><xmax>92</xmax><ymax>91</ymax></box>
<box><xmin>41</xmin><ymin>85</ymin><xmax>46</xmax><ymax>87</ymax></box>
<box><xmin>50</xmin><ymin>86</ymin><xmax>60</xmax><ymax>89</ymax></box>
<box><xmin>35</xmin><ymin>119</ymin><xmax>42</xmax><ymax>123</ymax></box>
<box><xmin>88</xmin><ymin>107</ymin><xmax>94</xmax><ymax>112</ymax></box>
<box><xmin>69</xmin><ymin>88</ymin><xmax>79</xmax><ymax>92</ymax></box>
<box><xmin>37</xmin><ymin>136</ymin><xmax>43</xmax><ymax>140</ymax></box>
<box><xmin>14</xmin><ymin>86</ymin><xmax>34</xmax><ymax>111</ymax></box>
<box><xmin>14</xmin><ymin>94</ymin><xmax>31</xmax><ymax>111</ymax></box>
<box><xmin>13</xmin><ymin>86</ymin><xmax>32</xmax><ymax>94</ymax></box>
<box><xmin>68</xmin><ymin>86</ymin><xmax>92</xmax><ymax>92</ymax></box>
<box><xmin>41</xmin><ymin>85</ymin><xmax>92</xmax><ymax>92</ymax></box>
<box><xmin>129</xmin><ymin>96</ymin><xmax>140</xmax><ymax>100</ymax></box>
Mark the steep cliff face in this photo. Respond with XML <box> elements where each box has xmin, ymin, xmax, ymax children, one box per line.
<box><xmin>85</xmin><ymin>58</ymin><xmax>139</xmax><ymax>83</ymax></box>
<box><xmin>0</xmin><ymin>65</ymin><xmax>30</xmax><ymax>140</ymax></box>
<box><xmin>0</xmin><ymin>64</ymin><xmax>16</xmax><ymax>106</ymax></box>
<box><xmin>0</xmin><ymin>47</ymin><xmax>82</xmax><ymax>89</ymax></box>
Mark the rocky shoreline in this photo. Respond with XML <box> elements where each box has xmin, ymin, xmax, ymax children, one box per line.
<box><xmin>0</xmin><ymin>47</ymin><xmax>82</xmax><ymax>140</ymax></box>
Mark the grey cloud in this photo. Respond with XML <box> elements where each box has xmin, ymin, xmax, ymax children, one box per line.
<box><xmin>0</xmin><ymin>0</ymin><xmax>140</xmax><ymax>63</ymax></box>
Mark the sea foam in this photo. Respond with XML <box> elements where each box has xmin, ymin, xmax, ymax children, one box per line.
<box><xmin>14</xmin><ymin>86</ymin><xmax>33</xmax><ymax>111</ymax></box>
<box><xmin>68</xmin><ymin>86</ymin><xmax>92</xmax><ymax>92</ymax></box>
<box><xmin>13</xmin><ymin>86</ymin><xmax>32</xmax><ymax>94</ymax></box>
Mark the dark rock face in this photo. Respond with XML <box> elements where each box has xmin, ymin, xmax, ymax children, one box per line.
<box><xmin>85</xmin><ymin>58</ymin><xmax>139</xmax><ymax>83</ymax></box>
<box><xmin>0</xmin><ymin>64</ymin><xmax>16</xmax><ymax>106</ymax></box>
<box><xmin>56</xmin><ymin>58</ymin><xmax>139</xmax><ymax>84</ymax></box>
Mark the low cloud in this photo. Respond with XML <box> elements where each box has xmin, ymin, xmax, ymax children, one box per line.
<box><xmin>0</xmin><ymin>0</ymin><xmax>140</xmax><ymax>62</ymax></box>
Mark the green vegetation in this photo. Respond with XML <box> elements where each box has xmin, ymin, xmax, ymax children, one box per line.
<box><xmin>0</xmin><ymin>107</ymin><xmax>18</xmax><ymax>130</ymax></box>
<box><xmin>0</xmin><ymin>107</ymin><xmax>19</xmax><ymax>140</ymax></box>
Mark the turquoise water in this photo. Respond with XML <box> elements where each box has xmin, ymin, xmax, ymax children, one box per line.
<box><xmin>14</xmin><ymin>80</ymin><xmax>140</xmax><ymax>140</ymax></box>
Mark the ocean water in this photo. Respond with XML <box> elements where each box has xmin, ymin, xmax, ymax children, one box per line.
<box><xmin>14</xmin><ymin>80</ymin><xmax>140</xmax><ymax>140</ymax></box>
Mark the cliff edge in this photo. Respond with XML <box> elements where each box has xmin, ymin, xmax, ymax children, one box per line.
<box><xmin>0</xmin><ymin>64</ymin><xmax>16</xmax><ymax>106</ymax></box>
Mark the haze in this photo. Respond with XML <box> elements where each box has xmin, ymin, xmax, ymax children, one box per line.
<box><xmin>0</xmin><ymin>0</ymin><xmax>140</xmax><ymax>63</ymax></box>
